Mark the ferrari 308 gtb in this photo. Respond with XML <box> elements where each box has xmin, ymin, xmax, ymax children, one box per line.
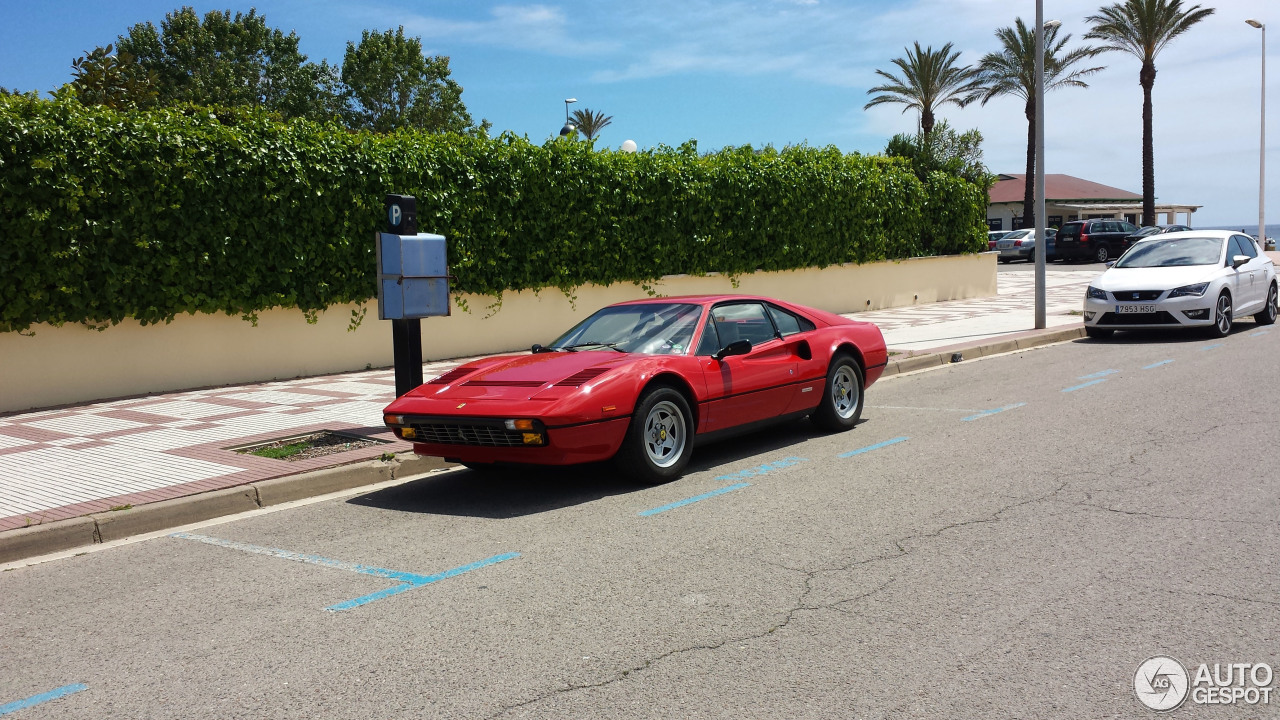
<box><xmin>383</xmin><ymin>295</ymin><xmax>887</xmax><ymax>483</ymax></box>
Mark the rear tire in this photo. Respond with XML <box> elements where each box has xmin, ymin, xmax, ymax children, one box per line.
<box><xmin>1211</xmin><ymin>291</ymin><xmax>1233</xmax><ymax>338</ymax></box>
<box><xmin>1255</xmin><ymin>283</ymin><xmax>1278</xmax><ymax>325</ymax></box>
<box><xmin>615</xmin><ymin>385</ymin><xmax>693</xmax><ymax>484</ymax></box>
<box><xmin>1085</xmin><ymin>327</ymin><xmax>1113</xmax><ymax>339</ymax></box>
<box><xmin>1094</xmin><ymin>244</ymin><xmax>1110</xmax><ymax>263</ymax></box>
<box><xmin>811</xmin><ymin>353</ymin><xmax>864</xmax><ymax>432</ymax></box>
<box><xmin>998</xmin><ymin>258</ymin><xmax>1010</xmax><ymax>264</ymax></box>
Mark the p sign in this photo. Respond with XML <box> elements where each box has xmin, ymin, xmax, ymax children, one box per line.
<box><xmin>384</xmin><ymin>194</ymin><xmax>417</xmax><ymax>235</ymax></box>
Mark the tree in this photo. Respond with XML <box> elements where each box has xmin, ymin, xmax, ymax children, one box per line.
<box><xmin>1085</xmin><ymin>0</ymin><xmax>1214</xmax><ymax>226</ymax></box>
<box><xmin>62</xmin><ymin>44</ymin><xmax>159</xmax><ymax>110</ymax></box>
<box><xmin>115</xmin><ymin>7</ymin><xmax>342</xmax><ymax>121</ymax></box>
<box><xmin>569</xmin><ymin>108</ymin><xmax>613</xmax><ymax>142</ymax></box>
<box><xmin>341</xmin><ymin>27</ymin><xmax>472</xmax><ymax>134</ymax></box>
<box><xmin>885</xmin><ymin>120</ymin><xmax>992</xmax><ymax>188</ymax></box>
<box><xmin>864</xmin><ymin>42</ymin><xmax>982</xmax><ymax>136</ymax></box>
<box><xmin>973</xmin><ymin>19</ymin><xmax>1105</xmax><ymax>227</ymax></box>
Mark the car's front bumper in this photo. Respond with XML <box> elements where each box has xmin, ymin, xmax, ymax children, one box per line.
<box><xmin>1083</xmin><ymin>293</ymin><xmax>1215</xmax><ymax>329</ymax></box>
<box><xmin>402</xmin><ymin>416</ymin><xmax>630</xmax><ymax>465</ymax></box>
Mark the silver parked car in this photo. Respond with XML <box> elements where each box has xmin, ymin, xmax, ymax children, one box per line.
<box><xmin>997</xmin><ymin>228</ymin><xmax>1057</xmax><ymax>263</ymax></box>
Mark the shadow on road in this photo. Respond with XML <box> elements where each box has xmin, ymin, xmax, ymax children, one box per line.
<box><xmin>1073</xmin><ymin>320</ymin><xmax>1268</xmax><ymax>346</ymax></box>
<box><xmin>346</xmin><ymin>417</ymin><xmax>833</xmax><ymax>519</ymax></box>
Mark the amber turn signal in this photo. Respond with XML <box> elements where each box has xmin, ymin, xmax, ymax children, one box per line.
<box><xmin>384</xmin><ymin>414</ymin><xmax>404</xmax><ymax>426</ymax></box>
<box><xmin>521</xmin><ymin>433</ymin><xmax>545</xmax><ymax>446</ymax></box>
<box><xmin>505</xmin><ymin>419</ymin><xmax>536</xmax><ymax>431</ymax></box>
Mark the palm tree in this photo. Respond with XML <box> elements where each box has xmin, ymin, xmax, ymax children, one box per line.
<box><xmin>569</xmin><ymin>108</ymin><xmax>613</xmax><ymax>142</ymax></box>
<box><xmin>864</xmin><ymin>42</ymin><xmax>982</xmax><ymax>136</ymax></box>
<box><xmin>974</xmin><ymin>19</ymin><xmax>1106</xmax><ymax>227</ymax></box>
<box><xmin>1085</xmin><ymin>0</ymin><xmax>1214</xmax><ymax>226</ymax></box>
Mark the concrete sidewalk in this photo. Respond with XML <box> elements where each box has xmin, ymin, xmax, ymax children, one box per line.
<box><xmin>0</xmin><ymin>269</ymin><xmax>1091</xmax><ymax>537</ymax></box>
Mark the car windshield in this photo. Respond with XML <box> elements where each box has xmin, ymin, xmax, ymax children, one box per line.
<box><xmin>1005</xmin><ymin>229</ymin><xmax>1031</xmax><ymax>239</ymax></box>
<box><xmin>1114</xmin><ymin>236</ymin><xmax>1224</xmax><ymax>268</ymax></box>
<box><xmin>1132</xmin><ymin>226</ymin><xmax>1162</xmax><ymax>238</ymax></box>
<box><xmin>549</xmin><ymin>303</ymin><xmax>703</xmax><ymax>355</ymax></box>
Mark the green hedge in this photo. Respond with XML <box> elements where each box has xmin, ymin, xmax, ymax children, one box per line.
<box><xmin>0</xmin><ymin>96</ymin><xmax>987</xmax><ymax>333</ymax></box>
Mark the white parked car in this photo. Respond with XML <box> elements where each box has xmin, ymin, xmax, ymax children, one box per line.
<box><xmin>1083</xmin><ymin>230</ymin><xmax>1277</xmax><ymax>338</ymax></box>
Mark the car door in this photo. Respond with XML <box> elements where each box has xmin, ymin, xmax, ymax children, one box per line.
<box><xmin>696</xmin><ymin>301</ymin><xmax>798</xmax><ymax>433</ymax></box>
<box><xmin>1224</xmin><ymin>235</ymin><xmax>1252</xmax><ymax>310</ymax></box>
<box><xmin>1231</xmin><ymin>234</ymin><xmax>1264</xmax><ymax>311</ymax></box>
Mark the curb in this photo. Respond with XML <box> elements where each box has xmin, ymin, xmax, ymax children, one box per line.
<box><xmin>0</xmin><ymin>453</ymin><xmax>451</xmax><ymax>564</ymax></box>
<box><xmin>881</xmin><ymin>325</ymin><xmax>1085</xmax><ymax>378</ymax></box>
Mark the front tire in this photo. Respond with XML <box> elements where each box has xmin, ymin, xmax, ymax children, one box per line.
<box><xmin>1255</xmin><ymin>283</ymin><xmax>1278</xmax><ymax>325</ymax></box>
<box><xmin>812</xmin><ymin>353</ymin><xmax>864</xmax><ymax>432</ymax></box>
<box><xmin>1212</xmin><ymin>291</ymin><xmax>1233</xmax><ymax>337</ymax></box>
<box><xmin>616</xmin><ymin>385</ymin><xmax>693</xmax><ymax>484</ymax></box>
<box><xmin>1094</xmin><ymin>244</ymin><xmax>1110</xmax><ymax>263</ymax></box>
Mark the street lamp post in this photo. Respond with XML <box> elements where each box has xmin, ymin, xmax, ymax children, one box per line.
<box><xmin>1247</xmin><ymin>19</ymin><xmax>1266</xmax><ymax>247</ymax></box>
<box><xmin>560</xmin><ymin>97</ymin><xmax>578</xmax><ymax>137</ymax></box>
<box><xmin>1034</xmin><ymin>6</ymin><xmax>1061</xmax><ymax>329</ymax></box>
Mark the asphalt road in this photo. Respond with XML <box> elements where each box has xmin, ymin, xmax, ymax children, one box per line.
<box><xmin>3</xmin><ymin>322</ymin><xmax>1278</xmax><ymax>719</ymax></box>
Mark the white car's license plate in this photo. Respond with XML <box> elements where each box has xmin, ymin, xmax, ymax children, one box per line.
<box><xmin>998</xmin><ymin>241</ymin><xmax>1014</xmax><ymax>249</ymax></box>
<box><xmin>1115</xmin><ymin>304</ymin><xmax>1157</xmax><ymax>314</ymax></box>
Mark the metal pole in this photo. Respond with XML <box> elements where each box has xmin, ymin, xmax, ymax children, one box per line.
<box><xmin>1261</xmin><ymin>24</ymin><xmax>1267</xmax><ymax>247</ymax></box>
<box><xmin>1034</xmin><ymin>0</ymin><xmax>1047</xmax><ymax>329</ymax></box>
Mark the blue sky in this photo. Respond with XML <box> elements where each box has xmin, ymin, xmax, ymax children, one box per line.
<box><xmin>0</xmin><ymin>0</ymin><xmax>1273</xmax><ymax>226</ymax></box>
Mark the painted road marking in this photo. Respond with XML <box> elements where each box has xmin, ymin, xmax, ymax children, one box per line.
<box><xmin>961</xmin><ymin>403</ymin><xmax>1027</xmax><ymax>422</ymax></box>
<box><xmin>1251</xmin><ymin>330</ymin><xmax>1271</xmax><ymax>337</ymax></box>
<box><xmin>1077</xmin><ymin>369</ymin><xmax>1118</xmax><ymax>380</ymax></box>
<box><xmin>1062</xmin><ymin>379</ymin><xmax>1108</xmax><ymax>393</ymax></box>
<box><xmin>1201</xmin><ymin>343</ymin><xmax>1223</xmax><ymax>351</ymax></box>
<box><xmin>715</xmin><ymin>456</ymin><xmax>808</xmax><ymax>482</ymax></box>
<box><xmin>171</xmin><ymin>532</ymin><xmax>519</xmax><ymax>612</ymax></box>
<box><xmin>0</xmin><ymin>684</ymin><xmax>87</xmax><ymax>716</ymax></box>
<box><xmin>1143</xmin><ymin>359</ymin><xmax>1174</xmax><ymax>369</ymax></box>
<box><xmin>639</xmin><ymin>483</ymin><xmax>751</xmax><ymax>517</ymax></box>
<box><xmin>838</xmin><ymin>436</ymin><xmax>910</xmax><ymax>458</ymax></box>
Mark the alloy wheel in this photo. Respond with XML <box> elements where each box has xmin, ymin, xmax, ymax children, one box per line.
<box><xmin>831</xmin><ymin>365</ymin><xmax>860</xmax><ymax>419</ymax></box>
<box><xmin>643</xmin><ymin>400</ymin><xmax>686</xmax><ymax>468</ymax></box>
<box><xmin>1216</xmin><ymin>294</ymin><xmax>1233</xmax><ymax>335</ymax></box>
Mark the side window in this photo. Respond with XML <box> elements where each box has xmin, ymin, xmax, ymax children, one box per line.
<box><xmin>1103</xmin><ymin>222</ymin><xmax>1121</xmax><ymax>233</ymax></box>
<box><xmin>766</xmin><ymin>304</ymin><xmax>809</xmax><ymax>336</ymax></box>
<box><xmin>1227</xmin><ymin>236</ymin><xmax>1248</xmax><ymax>262</ymax></box>
<box><xmin>1122</xmin><ymin>222</ymin><xmax>1138</xmax><ymax>233</ymax></box>
<box><xmin>694</xmin><ymin>315</ymin><xmax>721</xmax><ymax>356</ymax></box>
<box><xmin>1234</xmin><ymin>235</ymin><xmax>1258</xmax><ymax>258</ymax></box>
<box><xmin>711</xmin><ymin>302</ymin><xmax>777</xmax><ymax>346</ymax></box>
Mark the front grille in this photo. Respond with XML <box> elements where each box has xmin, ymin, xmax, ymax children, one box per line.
<box><xmin>409</xmin><ymin>421</ymin><xmax>528</xmax><ymax>447</ymax></box>
<box><xmin>1111</xmin><ymin>290</ymin><xmax>1164</xmax><ymax>301</ymax></box>
<box><xmin>1098</xmin><ymin>311</ymin><xmax>1179</xmax><ymax>326</ymax></box>
<box><xmin>464</xmin><ymin>379</ymin><xmax>545</xmax><ymax>387</ymax></box>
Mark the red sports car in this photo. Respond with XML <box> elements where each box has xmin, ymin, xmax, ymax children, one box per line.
<box><xmin>383</xmin><ymin>295</ymin><xmax>887</xmax><ymax>483</ymax></box>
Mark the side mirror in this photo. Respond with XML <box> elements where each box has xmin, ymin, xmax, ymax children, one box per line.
<box><xmin>1105</xmin><ymin>260</ymin><xmax>1116</xmax><ymax>268</ymax></box>
<box><xmin>531</xmin><ymin>343</ymin><xmax>546</xmax><ymax>354</ymax></box>
<box><xmin>1232</xmin><ymin>255</ymin><xmax>1250</xmax><ymax>269</ymax></box>
<box><xmin>713</xmin><ymin>339</ymin><xmax>752</xmax><ymax>361</ymax></box>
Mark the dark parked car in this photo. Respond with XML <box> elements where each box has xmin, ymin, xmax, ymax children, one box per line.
<box><xmin>1122</xmin><ymin>225</ymin><xmax>1192</xmax><ymax>251</ymax></box>
<box><xmin>1055</xmin><ymin>219</ymin><xmax>1140</xmax><ymax>263</ymax></box>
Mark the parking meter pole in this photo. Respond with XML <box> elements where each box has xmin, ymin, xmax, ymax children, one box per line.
<box><xmin>392</xmin><ymin>318</ymin><xmax>423</xmax><ymax>398</ymax></box>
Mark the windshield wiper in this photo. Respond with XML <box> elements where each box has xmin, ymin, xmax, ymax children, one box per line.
<box><xmin>559</xmin><ymin>341</ymin><xmax>627</xmax><ymax>352</ymax></box>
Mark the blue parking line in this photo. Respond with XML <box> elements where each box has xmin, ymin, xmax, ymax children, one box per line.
<box><xmin>1143</xmin><ymin>359</ymin><xmax>1174</xmax><ymax>369</ymax></box>
<box><xmin>715</xmin><ymin>456</ymin><xmax>808</xmax><ymax>482</ymax></box>
<box><xmin>1252</xmin><ymin>330</ymin><xmax>1272</xmax><ymax>337</ymax></box>
<box><xmin>0</xmin><ymin>684</ymin><xmax>87</xmax><ymax>716</ymax></box>
<box><xmin>1062</xmin><ymin>378</ymin><xmax>1108</xmax><ymax>393</ymax></box>
<box><xmin>961</xmin><ymin>402</ymin><xmax>1026</xmax><ymax>422</ymax></box>
<box><xmin>1077</xmin><ymin>369</ymin><xmax>1118</xmax><ymax>380</ymax></box>
<box><xmin>327</xmin><ymin>553</ymin><xmax>521</xmax><ymax>611</ymax></box>
<box><xmin>1201</xmin><ymin>343</ymin><xmax>1222</xmax><ymax>351</ymax></box>
<box><xmin>638</xmin><ymin>483</ymin><xmax>751</xmax><ymax>517</ymax></box>
<box><xmin>171</xmin><ymin>532</ymin><xmax>519</xmax><ymax>612</ymax></box>
<box><xmin>838</xmin><ymin>436</ymin><xmax>910</xmax><ymax>458</ymax></box>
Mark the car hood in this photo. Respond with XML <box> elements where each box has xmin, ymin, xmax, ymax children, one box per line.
<box><xmin>1095</xmin><ymin>265</ymin><xmax>1218</xmax><ymax>290</ymax></box>
<box><xmin>407</xmin><ymin>351</ymin><xmax>636</xmax><ymax>401</ymax></box>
